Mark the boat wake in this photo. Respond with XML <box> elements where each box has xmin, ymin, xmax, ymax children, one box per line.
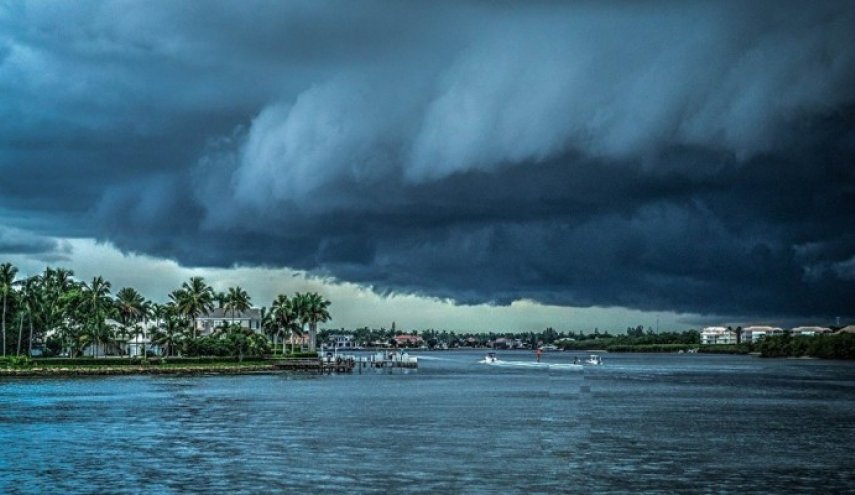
<box><xmin>478</xmin><ymin>358</ymin><xmax>582</xmax><ymax>371</ymax></box>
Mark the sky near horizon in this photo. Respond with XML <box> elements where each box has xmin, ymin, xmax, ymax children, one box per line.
<box><xmin>1</xmin><ymin>1</ymin><xmax>854</xmax><ymax>331</ymax></box>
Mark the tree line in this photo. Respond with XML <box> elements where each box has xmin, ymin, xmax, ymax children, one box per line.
<box><xmin>758</xmin><ymin>333</ymin><xmax>855</xmax><ymax>359</ymax></box>
<box><xmin>0</xmin><ymin>263</ymin><xmax>330</xmax><ymax>360</ymax></box>
<box><xmin>317</xmin><ymin>326</ymin><xmax>700</xmax><ymax>349</ymax></box>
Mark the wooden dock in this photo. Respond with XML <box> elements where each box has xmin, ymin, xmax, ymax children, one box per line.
<box><xmin>272</xmin><ymin>358</ymin><xmax>355</xmax><ymax>374</ymax></box>
<box><xmin>272</xmin><ymin>352</ymin><xmax>419</xmax><ymax>374</ymax></box>
<box><xmin>340</xmin><ymin>352</ymin><xmax>419</xmax><ymax>372</ymax></box>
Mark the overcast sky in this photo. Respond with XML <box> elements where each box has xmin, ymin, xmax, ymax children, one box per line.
<box><xmin>1</xmin><ymin>1</ymin><xmax>854</xmax><ymax>331</ymax></box>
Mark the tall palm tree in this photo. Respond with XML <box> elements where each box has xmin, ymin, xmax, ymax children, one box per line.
<box><xmin>273</xmin><ymin>294</ymin><xmax>303</xmax><ymax>353</ymax></box>
<box><xmin>175</xmin><ymin>277</ymin><xmax>214</xmax><ymax>339</ymax></box>
<box><xmin>14</xmin><ymin>275</ymin><xmax>41</xmax><ymax>356</ymax></box>
<box><xmin>293</xmin><ymin>292</ymin><xmax>331</xmax><ymax>353</ymax></box>
<box><xmin>39</xmin><ymin>267</ymin><xmax>75</xmax><ymax>343</ymax></box>
<box><xmin>214</xmin><ymin>291</ymin><xmax>228</xmax><ymax>309</ymax></box>
<box><xmin>224</xmin><ymin>286</ymin><xmax>251</xmax><ymax>325</ymax></box>
<box><xmin>79</xmin><ymin>276</ymin><xmax>113</xmax><ymax>357</ymax></box>
<box><xmin>115</xmin><ymin>287</ymin><xmax>146</xmax><ymax>326</ymax></box>
<box><xmin>0</xmin><ymin>263</ymin><xmax>17</xmax><ymax>357</ymax></box>
<box><xmin>153</xmin><ymin>303</ymin><xmax>186</xmax><ymax>357</ymax></box>
<box><xmin>115</xmin><ymin>287</ymin><xmax>146</xmax><ymax>356</ymax></box>
<box><xmin>259</xmin><ymin>306</ymin><xmax>278</xmax><ymax>352</ymax></box>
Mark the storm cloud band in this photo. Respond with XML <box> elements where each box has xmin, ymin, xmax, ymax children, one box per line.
<box><xmin>1</xmin><ymin>0</ymin><xmax>854</xmax><ymax>320</ymax></box>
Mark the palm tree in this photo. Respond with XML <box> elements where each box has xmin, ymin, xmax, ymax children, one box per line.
<box><xmin>115</xmin><ymin>287</ymin><xmax>145</xmax><ymax>326</ymax></box>
<box><xmin>153</xmin><ymin>304</ymin><xmax>186</xmax><ymax>357</ymax></box>
<box><xmin>293</xmin><ymin>292</ymin><xmax>331</xmax><ymax>353</ymax></box>
<box><xmin>259</xmin><ymin>306</ymin><xmax>278</xmax><ymax>353</ymax></box>
<box><xmin>272</xmin><ymin>294</ymin><xmax>302</xmax><ymax>353</ymax></box>
<box><xmin>39</xmin><ymin>267</ymin><xmax>76</xmax><ymax>345</ymax></box>
<box><xmin>14</xmin><ymin>275</ymin><xmax>41</xmax><ymax>356</ymax></box>
<box><xmin>214</xmin><ymin>291</ymin><xmax>228</xmax><ymax>309</ymax></box>
<box><xmin>224</xmin><ymin>286</ymin><xmax>251</xmax><ymax>325</ymax></box>
<box><xmin>0</xmin><ymin>263</ymin><xmax>17</xmax><ymax>357</ymax></box>
<box><xmin>175</xmin><ymin>277</ymin><xmax>214</xmax><ymax>339</ymax></box>
<box><xmin>115</xmin><ymin>287</ymin><xmax>146</xmax><ymax>356</ymax></box>
<box><xmin>79</xmin><ymin>276</ymin><xmax>113</xmax><ymax>357</ymax></box>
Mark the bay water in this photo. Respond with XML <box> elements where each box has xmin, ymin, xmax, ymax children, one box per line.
<box><xmin>1</xmin><ymin>351</ymin><xmax>853</xmax><ymax>494</ymax></box>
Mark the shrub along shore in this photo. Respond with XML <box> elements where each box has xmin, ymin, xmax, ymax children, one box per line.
<box><xmin>0</xmin><ymin>354</ymin><xmax>318</xmax><ymax>376</ymax></box>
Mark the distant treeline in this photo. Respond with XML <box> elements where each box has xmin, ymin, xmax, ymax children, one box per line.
<box><xmin>557</xmin><ymin>330</ymin><xmax>701</xmax><ymax>351</ymax></box>
<box><xmin>758</xmin><ymin>333</ymin><xmax>855</xmax><ymax>359</ymax></box>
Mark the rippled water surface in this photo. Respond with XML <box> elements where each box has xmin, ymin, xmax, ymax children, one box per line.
<box><xmin>1</xmin><ymin>351</ymin><xmax>854</xmax><ymax>494</ymax></box>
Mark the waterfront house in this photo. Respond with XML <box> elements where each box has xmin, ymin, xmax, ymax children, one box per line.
<box><xmin>742</xmin><ymin>326</ymin><xmax>784</xmax><ymax>343</ymax></box>
<box><xmin>80</xmin><ymin>319</ymin><xmax>126</xmax><ymax>357</ymax></box>
<box><xmin>195</xmin><ymin>308</ymin><xmax>262</xmax><ymax>335</ymax></box>
<box><xmin>393</xmin><ymin>334</ymin><xmax>424</xmax><ymax>347</ymax></box>
<box><xmin>326</xmin><ymin>334</ymin><xmax>356</xmax><ymax>350</ymax></box>
<box><xmin>125</xmin><ymin>333</ymin><xmax>163</xmax><ymax>357</ymax></box>
<box><xmin>790</xmin><ymin>326</ymin><xmax>832</xmax><ymax>337</ymax></box>
<box><xmin>700</xmin><ymin>326</ymin><xmax>737</xmax><ymax>345</ymax></box>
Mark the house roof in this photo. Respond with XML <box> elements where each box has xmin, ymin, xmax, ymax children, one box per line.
<box><xmin>791</xmin><ymin>326</ymin><xmax>832</xmax><ymax>333</ymax></box>
<box><xmin>198</xmin><ymin>308</ymin><xmax>262</xmax><ymax>319</ymax></box>
<box><xmin>743</xmin><ymin>326</ymin><xmax>783</xmax><ymax>332</ymax></box>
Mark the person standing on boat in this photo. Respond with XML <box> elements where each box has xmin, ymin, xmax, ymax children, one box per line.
<box><xmin>536</xmin><ymin>348</ymin><xmax>543</xmax><ymax>362</ymax></box>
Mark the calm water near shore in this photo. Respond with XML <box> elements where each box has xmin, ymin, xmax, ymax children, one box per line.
<box><xmin>1</xmin><ymin>351</ymin><xmax>854</xmax><ymax>494</ymax></box>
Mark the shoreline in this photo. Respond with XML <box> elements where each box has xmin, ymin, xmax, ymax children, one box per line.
<box><xmin>0</xmin><ymin>364</ymin><xmax>280</xmax><ymax>377</ymax></box>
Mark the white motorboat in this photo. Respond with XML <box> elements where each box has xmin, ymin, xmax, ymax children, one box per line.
<box><xmin>585</xmin><ymin>354</ymin><xmax>603</xmax><ymax>365</ymax></box>
<box><xmin>483</xmin><ymin>352</ymin><xmax>499</xmax><ymax>364</ymax></box>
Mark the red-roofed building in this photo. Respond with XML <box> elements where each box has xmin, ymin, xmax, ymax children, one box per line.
<box><xmin>393</xmin><ymin>334</ymin><xmax>424</xmax><ymax>347</ymax></box>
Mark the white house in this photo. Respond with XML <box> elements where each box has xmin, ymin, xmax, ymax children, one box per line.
<box><xmin>326</xmin><ymin>334</ymin><xmax>356</xmax><ymax>350</ymax></box>
<box><xmin>195</xmin><ymin>308</ymin><xmax>263</xmax><ymax>335</ymax></box>
<box><xmin>743</xmin><ymin>326</ymin><xmax>783</xmax><ymax>342</ymax></box>
<box><xmin>790</xmin><ymin>326</ymin><xmax>832</xmax><ymax>337</ymax></box>
<box><xmin>79</xmin><ymin>319</ymin><xmax>125</xmax><ymax>357</ymax></box>
<box><xmin>700</xmin><ymin>326</ymin><xmax>737</xmax><ymax>345</ymax></box>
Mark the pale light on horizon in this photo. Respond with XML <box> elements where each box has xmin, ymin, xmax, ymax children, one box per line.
<box><xmin>5</xmin><ymin>238</ymin><xmax>706</xmax><ymax>333</ymax></box>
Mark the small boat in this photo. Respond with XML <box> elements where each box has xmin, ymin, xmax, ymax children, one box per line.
<box><xmin>585</xmin><ymin>354</ymin><xmax>603</xmax><ymax>365</ymax></box>
<box><xmin>484</xmin><ymin>352</ymin><xmax>499</xmax><ymax>364</ymax></box>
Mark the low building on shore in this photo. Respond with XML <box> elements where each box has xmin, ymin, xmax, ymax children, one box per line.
<box><xmin>700</xmin><ymin>326</ymin><xmax>737</xmax><ymax>345</ymax></box>
<box><xmin>393</xmin><ymin>334</ymin><xmax>424</xmax><ymax>347</ymax></box>
<box><xmin>742</xmin><ymin>326</ymin><xmax>784</xmax><ymax>343</ymax></box>
<box><xmin>791</xmin><ymin>326</ymin><xmax>833</xmax><ymax>337</ymax></box>
<box><xmin>325</xmin><ymin>334</ymin><xmax>357</xmax><ymax>350</ymax></box>
<box><xmin>195</xmin><ymin>308</ymin><xmax>262</xmax><ymax>335</ymax></box>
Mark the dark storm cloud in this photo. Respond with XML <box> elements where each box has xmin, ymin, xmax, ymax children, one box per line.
<box><xmin>2</xmin><ymin>0</ymin><xmax>855</xmax><ymax>320</ymax></box>
<box><xmin>0</xmin><ymin>226</ymin><xmax>64</xmax><ymax>258</ymax></box>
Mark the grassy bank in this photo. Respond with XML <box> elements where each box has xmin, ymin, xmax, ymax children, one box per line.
<box><xmin>0</xmin><ymin>353</ymin><xmax>320</xmax><ymax>376</ymax></box>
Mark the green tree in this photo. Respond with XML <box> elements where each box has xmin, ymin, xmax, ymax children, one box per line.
<box><xmin>271</xmin><ymin>294</ymin><xmax>301</xmax><ymax>353</ymax></box>
<box><xmin>294</xmin><ymin>292</ymin><xmax>331</xmax><ymax>353</ymax></box>
<box><xmin>78</xmin><ymin>276</ymin><xmax>114</xmax><ymax>357</ymax></box>
<box><xmin>115</xmin><ymin>287</ymin><xmax>146</xmax><ymax>356</ymax></box>
<box><xmin>173</xmin><ymin>277</ymin><xmax>214</xmax><ymax>339</ymax></box>
<box><xmin>0</xmin><ymin>263</ymin><xmax>18</xmax><ymax>357</ymax></box>
<box><xmin>224</xmin><ymin>286</ymin><xmax>251</xmax><ymax>324</ymax></box>
<box><xmin>115</xmin><ymin>287</ymin><xmax>146</xmax><ymax>327</ymax></box>
<box><xmin>153</xmin><ymin>304</ymin><xmax>186</xmax><ymax>357</ymax></box>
